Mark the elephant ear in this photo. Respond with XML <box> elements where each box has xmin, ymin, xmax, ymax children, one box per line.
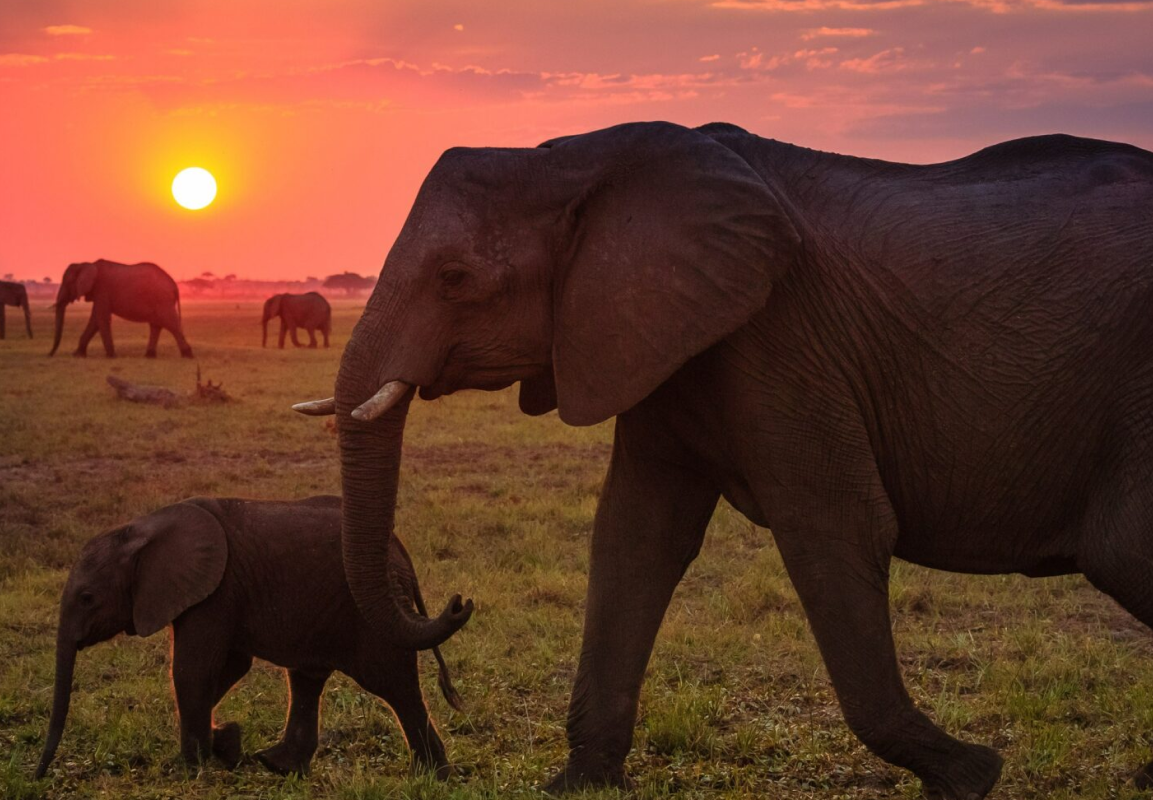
<box><xmin>267</xmin><ymin>294</ymin><xmax>283</xmax><ymax>317</ymax></box>
<box><xmin>74</xmin><ymin>263</ymin><xmax>98</xmax><ymax>300</ymax></box>
<box><xmin>545</xmin><ymin>122</ymin><xmax>800</xmax><ymax>426</ymax></box>
<box><xmin>127</xmin><ymin>502</ymin><xmax>228</xmax><ymax>637</ymax></box>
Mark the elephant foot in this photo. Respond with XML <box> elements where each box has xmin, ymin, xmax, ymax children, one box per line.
<box><xmin>256</xmin><ymin>742</ymin><xmax>313</xmax><ymax>776</ymax></box>
<box><xmin>541</xmin><ymin>753</ymin><xmax>633</xmax><ymax>796</ymax></box>
<box><xmin>72</xmin><ymin>350</ymin><xmax>86</xmax><ymax>358</ymax></box>
<box><xmin>145</xmin><ymin>351</ymin><xmax>157</xmax><ymax>359</ymax></box>
<box><xmin>1133</xmin><ymin>759</ymin><xmax>1153</xmax><ymax>790</ymax></box>
<box><xmin>919</xmin><ymin>743</ymin><xmax>1003</xmax><ymax>800</ymax></box>
<box><xmin>412</xmin><ymin>758</ymin><xmax>453</xmax><ymax>781</ymax></box>
<box><xmin>212</xmin><ymin>722</ymin><xmax>242</xmax><ymax>769</ymax></box>
<box><xmin>180</xmin><ymin>349</ymin><xmax>194</xmax><ymax>359</ymax></box>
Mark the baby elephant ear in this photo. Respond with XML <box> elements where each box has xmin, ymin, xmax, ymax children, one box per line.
<box><xmin>546</xmin><ymin>122</ymin><xmax>801</xmax><ymax>426</ymax></box>
<box><xmin>128</xmin><ymin>502</ymin><xmax>228</xmax><ymax>637</ymax></box>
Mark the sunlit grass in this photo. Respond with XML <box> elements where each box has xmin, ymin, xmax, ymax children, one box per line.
<box><xmin>2</xmin><ymin>301</ymin><xmax>1152</xmax><ymax>798</ymax></box>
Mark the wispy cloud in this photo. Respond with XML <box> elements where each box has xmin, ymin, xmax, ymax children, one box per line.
<box><xmin>54</xmin><ymin>53</ymin><xmax>115</xmax><ymax>61</ymax></box>
<box><xmin>840</xmin><ymin>47</ymin><xmax>920</xmax><ymax>73</ymax></box>
<box><xmin>803</xmin><ymin>27</ymin><xmax>876</xmax><ymax>39</ymax></box>
<box><xmin>44</xmin><ymin>25</ymin><xmax>93</xmax><ymax>36</ymax></box>
<box><xmin>715</xmin><ymin>0</ymin><xmax>1153</xmax><ymax>10</ymax></box>
<box><xmin>0</xmin><ymin>54</ymin><xmax>49</xmax><ymax>66</ymax></box>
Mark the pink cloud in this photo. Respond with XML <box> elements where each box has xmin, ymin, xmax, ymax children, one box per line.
<box><xmin>44</xmin><ymin>25</ymin><xmax>93</xmax><ymax>36</ymax></box>
<box><xmin>0</xmin><ymin>54</ymin><xmax>49</xmax><ymax>66</ymax></box>
<box><xmin>802</xmin><ymin>27</ymin><xmax>876</xmax><ymax>39</ymax></box>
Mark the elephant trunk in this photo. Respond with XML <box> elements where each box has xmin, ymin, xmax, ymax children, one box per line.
<box><xmin>22</xmin><ymin>294</ymin><xmax>32</xmax><ymax>338</ymax></box>
<box><xmin>336</xmin><ymin>339</ymin><xmax>471</xmax><ymax>651</ymax></box>
<box><xmin>261</xmin><ymin>316</ymin><xmax>268</xmax><ymax>348</ymax></box>
<box><xmin>36</xmin><ymin>633</ymin><xmax>77</xmax><ymax>779</ymax></box>
<box><xmin>48</xmin><ymin>300</ymin><xmax>66</xmax><ymax>356</ymax></box>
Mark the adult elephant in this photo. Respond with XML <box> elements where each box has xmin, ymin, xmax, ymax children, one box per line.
<box><xmin>49</xmin><ymin>260</ymin><xmax>193</xmax><ymax>358</ymax></box>
<box><xmin>295</xmin><ymin>122</ymin><xmax>1153</xmax><ymax>799</ymax></box>
<box><xmin>262</xmin><ymin>291</ymin><xmax>331</xmax><ymax>349</ymax></box>
<box><xmin>0</xmin><ymin>280</ymin><xmax>33</xmax><ymax>339</ymax></box>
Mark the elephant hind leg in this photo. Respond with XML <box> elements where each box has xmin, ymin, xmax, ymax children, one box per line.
<box><xmin>777</xmin><ymin>521</ymin><xmax>1002</xmax><ymax>800</ymax></box>
<box><xmin>146</xmin><ymin>324</ymin><xmax>161</xmax><ymax>358</ymax></box>
<box><xmin>1078</xmin><ymin>458</ymin><xmax>1153</xmax><ymax>789</ymax></box>
<box><xmin>306</xmin><ymin>327</ymin><xmax>318</xmax><ymax>348</ymax></box>
<box><xmin>356</xmin><ymin>654</ymin><xmax>450</xmax><ymax>779</ymax></box>
<box><xmin>257</xmin><ymin>669</ymin><xmax>330</xmax><ymax>775</ymax></box>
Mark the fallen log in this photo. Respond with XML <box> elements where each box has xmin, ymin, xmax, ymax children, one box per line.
<box><xmin>106</xmin><ymin>375</ymin><xmax>182</xmax><ymax>407</ymax></box>
<box><xmin>106</xmin><ymin>367</ymin><xmax>233</xmax><ymax>408</ymax></box>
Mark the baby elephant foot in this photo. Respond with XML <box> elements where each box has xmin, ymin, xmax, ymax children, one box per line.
<box><xmin>256</xmin><ymin>742</ymin><xmax>313</xmax><ymax>776</ymax></box>
<box><xmin>1133</xmin><ymin>759</ymin><xmax>1153</xmax><ymax>790</ymax></box>
<box><xmin>919</xmin><ymin>743</ymin><xmax>1003</xmax><ymax>800</ymax></box>
<box><xmin>212</xmin><ymin>722</ymin><xmax>243</xmax><ymax>769</ymax></box>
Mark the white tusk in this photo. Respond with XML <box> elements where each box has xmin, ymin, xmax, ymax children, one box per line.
<box><xmin>351</xmin><ymin>380</ymin><xmax>412</xmax><ymax>422</ymax></box>
<box><xmin>292</xmin><ymin>397</ymin><xmax>336</xmax><ymax>416</ymax></box>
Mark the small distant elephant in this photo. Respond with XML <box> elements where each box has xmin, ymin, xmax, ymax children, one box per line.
<box><xmin>36</xmin><ymin>496</ymin><xmax>464</xmax><ymax>781</ymax></box>
<box><xmin>49</xmin><ymin>260</ymin><xmax>193</xmax><ymax>358</ymax></box>
<box><xmin>262</xmin><ymin>292</ymin><xmax>331</xmax><ymax>349</ymax></box>
<box><xmin>0</xmin><ymin>279</ymin><xmax>33</xmax><ymax>339</ymax></box>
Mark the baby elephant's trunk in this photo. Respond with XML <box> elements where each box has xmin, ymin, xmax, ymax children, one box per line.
<box><xmin>36</xmin><ymin>633</ymin><xmax>77</xmax><ymax>778</ymax></box>
<box><xmin>413</xmin><ymin>584</ymin><xmax>464</xmax><ymax>711</ymax></box>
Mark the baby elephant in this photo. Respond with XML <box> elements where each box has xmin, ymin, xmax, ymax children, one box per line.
<box><xmin>36</xmin><ymin>496</ymin><xmax>465</xmax><ymax>780</ymax></box>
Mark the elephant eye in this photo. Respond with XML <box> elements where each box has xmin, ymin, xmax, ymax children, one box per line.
<box><xmin>440</xmin><ymin>267</ymin><xmax>468</xmax><ymax>287</ymax></box>
<box><xmin>437</xmin><ymin>262</ymin><xmax>480</xmax><ymax>302</ymax></box>
<box><xmin>78</xmin><ymin>591</ymin><xmax>95</xmax><ymax>607</ymax></box>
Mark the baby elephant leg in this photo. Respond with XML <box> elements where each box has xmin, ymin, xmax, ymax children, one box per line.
<box><xmin>257</xmin><ymin>669</ymin><xmax>331</xmax><ymax>775</ymax></box>
<box><xmin>209</xmin><ymin>652</ymin><xmax>254</xmax><ymax>768</ymax></box>
<box><xmin>361</xmin><ymin>652</ymin><xmax>451</xmax><ymax>779</ymax></box>
<box><xmin>173</xmin><ymin>635</ymin><xmax>246</xmax><ymax>768</ymax></box>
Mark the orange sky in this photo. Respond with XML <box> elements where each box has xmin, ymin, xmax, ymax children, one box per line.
<box><xmin>2</xmin><ymin>0</ymin><xmax>1151</xmax><ymax>281</ymax></box>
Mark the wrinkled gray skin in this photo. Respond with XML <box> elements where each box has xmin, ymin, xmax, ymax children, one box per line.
<box><xmin>37</xmin><ymin>496</ymin><xmax>462</xmax><ymax>781</ymax></box>
<box><xmin>319</xmin><ymin>121</ymin><xmax>1153</xmax><ymax>798</ymax></box>
<box><xmin>262</xmin><ymin>291</ymin><xmax>332</xmax><ymax>349</ymax></box>
<box><xmin>0</xmin><ymin>279</ymin><xmax>33</xmax><ymax>339</ymax></box>
<box><xmin>49</xmin><ymin>259</ymin><xmax>193</xmax><ymax>358</ymax></box>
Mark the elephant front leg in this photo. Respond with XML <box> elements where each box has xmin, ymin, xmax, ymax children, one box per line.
<box><xmin>544</xmin><ymin>413</ymin><xmax>720</xmax><ymax>793</ymax></box>
<box><xmin>74</xmin><ymin>310</ymin><xmax>100</xmax><ymax>356</ymax></box>
<box><xmin>776</xmin><ymin>521</ymin><xmax>1002</xmax><ymax>800</ymax></box>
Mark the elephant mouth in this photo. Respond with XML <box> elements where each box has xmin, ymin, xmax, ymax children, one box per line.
<box><xmin>418</xmin><ymin>361</ymin><xmax>550</xmax><ymax>401</ymax></box>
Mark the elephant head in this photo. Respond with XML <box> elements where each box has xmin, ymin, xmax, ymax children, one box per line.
<box><xmin>294</xmin><ymin>122</ymin><xmax>800</xmax><ymax>651</ymax></box>
<box><xmin>49</xmin><ymin>262</ymin><xmax>99</xmax><ymax>356</ymax></box>
<box><xmin>36</xmin><ymin>503</ymin><xmax>227</xmax><ymax>779</ymax></box>
<box><xmin>261</xmin><ymin>294</ymin><xmax>284</xmax><ymax>348</ymax></box>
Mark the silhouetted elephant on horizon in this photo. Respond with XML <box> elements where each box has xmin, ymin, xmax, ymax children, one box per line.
<box><xmin>261</xmin><ymin>291</ymin><xmax>331</xmax><ymax>349</ymax></box>
<box><xmin>0</xmin><ymin>279</ymin><xmax>33</xmax><ymax>339</ymax></box>
<box><xmin>49</xmin><ymin>260</ymin><xmax>193</xmax><ymax>358</ymax></box>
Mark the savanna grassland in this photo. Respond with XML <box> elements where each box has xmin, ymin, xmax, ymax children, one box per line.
<box><xmin>1</xmin><ymin>301</ymin><xmax>1152</xmax><ymax>800</ymax></box>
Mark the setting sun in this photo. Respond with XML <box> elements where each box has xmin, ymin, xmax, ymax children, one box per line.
<box><xmin>171</xmin><ymin>167</ymin><xmax>217</xmax><ymax>210</ymax></box>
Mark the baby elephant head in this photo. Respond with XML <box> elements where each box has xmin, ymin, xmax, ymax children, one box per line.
<box><xmin>36</xmin><ymin>502</ymin><xmax>227</xmax><ymax>779</ymax></box>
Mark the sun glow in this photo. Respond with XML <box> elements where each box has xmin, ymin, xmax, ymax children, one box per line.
<box><xmin>172</xmin><ymin>167</ymin><xmax>217</xmax><ymax>210</ymax></box>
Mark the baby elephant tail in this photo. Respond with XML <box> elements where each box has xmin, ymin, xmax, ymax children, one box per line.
<box><xmin>413</xmin><ymin>581</ymin><xmax>465</xmax><ymax>711</ymax></box>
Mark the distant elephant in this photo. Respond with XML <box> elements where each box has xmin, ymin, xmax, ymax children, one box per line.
<box><xmin>0</xmin><ymin>279</ymin><xmax>33</xmax><ymax>339</ymax></box>
<box><xmin>36</xmin><ymin>496</ymin><xmax>462</xmax><ymax>781</ymax></box>
<box><xmin>49</xmin><ymin>260</ymin><xmax>193</xmax><ymax>358</ymax></box>
<box><xmin>295</xmin><ymin>121</ymin><xmax>1153</xmax><ymax>798</ymax></box>
<box><xmin>262</xmin><ymin>292</ymin><xmax>331</xmax><ymax>349</ymax></box>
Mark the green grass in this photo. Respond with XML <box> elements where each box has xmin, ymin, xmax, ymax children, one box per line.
<box><xmin>2</xmin><ymin>301</ymin><xmax>1152</xmax><ymax>798</ymax></box>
